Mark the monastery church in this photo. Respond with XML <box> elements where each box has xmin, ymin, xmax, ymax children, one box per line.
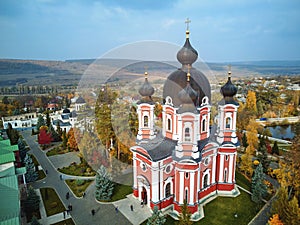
<box><xmin>130</xmin><ymin>20</ymin><xmax>240</xmax><ymax>221</ymax></box>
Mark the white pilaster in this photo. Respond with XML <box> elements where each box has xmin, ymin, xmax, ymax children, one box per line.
<box><xmin>228</xmin><ymin>154</ymin><xmax>233</xmax><ymax>183</ymax></box>
<box><xmin>212</xmin><ymin>155</ymin><xmax>216</xmax><ymax>183</ymax></box>
<box><xmin>219</xmin><ymin>154</ymin><xmax>224</xmax><ymax>182</ymax></box>
<box><xmin>179</xmin><ymin>171</ymin><xmax>184</xmax><ymax>204</ymax></box>
<box><xmin>189</xmin><ymin>172</ymin><xmax>195</xmax><ymax>204</ymax></box>
<box><xmin>133</xmin><ymin>154</ymin><xmax>137</xmax><ymax>189</ymax></box>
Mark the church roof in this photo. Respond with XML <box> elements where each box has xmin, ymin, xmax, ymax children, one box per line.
<box><xmin>76</xmin><ymin>96</ymin><xmax>86</xmax><ymax>104</ymax></box>
<box><xmin>138</xmin><ymin>135</ymin><xmax>177</xmax><ymax>162</ymax></box>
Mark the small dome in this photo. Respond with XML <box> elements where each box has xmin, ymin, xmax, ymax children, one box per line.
<box><xmin>62</xmin><ymin>108</ymin><xmax>70</xmax><ymax>114</ymax></box>
<box><xmin>138</xmin><ymin>72</ymin><xmax>154</xmax><ymax>97</ymax></box>
<box><xmin>178</xmin><ymin>82</ymin><xmax>198</xmax><ymax>104</ymax></box>
<box><xmin>221</xmin><ymin>76</ymin><xmax>237</xmax><ymax>98</ymax></box>
<box><xmin>176</xmin><ymin>32</ymin><xmax>198</xmax><ymax>66</ymax></box>
<box><xmin>76</xmin><ymin>96</ymin><xmax>86</xmax><ymax>104</ymax></box>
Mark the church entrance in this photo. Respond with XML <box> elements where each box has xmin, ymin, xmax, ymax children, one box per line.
<box><xmin>141</xmin><ymin>187</ymin><xmax>148</xmax><ymax>204</ymax></box>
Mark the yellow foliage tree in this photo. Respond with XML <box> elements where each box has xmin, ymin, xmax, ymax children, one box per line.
<box><xmin>245</xmin><ymin>120</ymin><xmax>259</xmax><ymax>155</ymax></box>
<box><xmin>268</xmin><ymin>214</ymin><xmax>284</xmax><ymax>225</ymax></box>
<box><xmin>240</xmin><ymin>150</ymin><xmax>253</xmax><ymax>177</ymax></box>
<box><xmin>245</xmin><ymin>90</ymin><xmax>257</xmax><ymax>113</ymax></box>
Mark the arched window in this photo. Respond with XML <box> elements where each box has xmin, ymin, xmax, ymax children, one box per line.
<box><xmin>184</xmin><ymin>127</ymin><xmax>191</xmax><ymax>142</ymax></box>
<box><xmin>167</xmin><ymin>118</ymin><xmax>171</xmax><ymax>131</ymax></box>
<box><xmin>165</xmin><ymin>183</ymin><xmax>171</xmax><ymax>198</ymax></box>
<box><xmin>203</xmin><ymin>174</ymin><xmax>208</xmax><ymax>188</ymax></box>
<box><xmin>225</xmin><ymin>117</ymin><xmax>231</xmax><ymax>129</ymax></box>
<box><xmin>202</xmin><ymin>118</ymin><xmax>206</xmax><ymax>132</ymax></box>
<box><xmin>185</xmin><ymin>189</ymin><xmax>188</xmax><ymax>202</ymax></box>
<box><xmin>143</xmin><ymin>115</ymin><xmax>149</xmax><ymax>127</ymax></box>
<box><xmin>224</xmin><ymin>169</ymin><xmax>228</xmax><ymax>183</ymax></box>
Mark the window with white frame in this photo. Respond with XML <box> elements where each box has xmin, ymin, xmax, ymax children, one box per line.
<box><xmin>167</xmin><ymin>117</ymin><xmax>172</xmax><ymax>132</ymax></box>
<box><xmin>201</xmin><ymin>117</ymin><xmax>207</xmax><ymax>132</ymax></box>
<box><xmin>165</xmin><ymin>183</ymin><xmax>171</xmax><ymax>198</ymax></box>
<box><xmin>143</xmin><ymin>115</ymin><xmax>149</xmax><ymax>127</ymax></box>
<box><xmin>224</xmin><ymin>169</ymin><xmax>228</xmax><ymax>183</ymax></box>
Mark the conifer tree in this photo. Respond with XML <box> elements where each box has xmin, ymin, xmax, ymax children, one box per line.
<box><xmin>24</xmin><ymin>154</ymin><xmax>38</xmax><ymax>183</ymax></box>
<box><xmin>251</xmin><ymin>163</ymin><xmax>267</xmax><ymax>204</ymax></box>
<box><xmin>272</xmin><ymin>141</ymin><xmax>279</xmax><ymax>155</ymax></box>
<box><xmin>285</xmin><ymin>196</ymin><xmax>300</xmax><ymax>225</ymax></box>
<box><xmin>18</xmin><ymin>138</ymin><xmax>27</xmax><ymax>162</ymax></box>
<box><xmin>45</xmin><ymin>110</ymin><xmax>51</xmax><ymax>127</ymax></box>
<box><xmin>6</xmin><ymin>123</ymin><xmax>19</xmax><ymax>145</ymax></box>
<box><xmin>272</xmin><ymin>187</ymin><xmax>289</xmax><ymax>221</ymax></box>
<box><xmin>95</xmin><ymin>165</ymin><xmax>114</xmax><ymax>200</ymax></box>
<box><xmin>36</xmin><ymin>114</ymin><xmax>45</xmax><ymax>131</ymax></box>
<box><xmin>48</xmin><ymin>123</ymin><xmax>61</xmax><ymax>142</ymax></box>
<box><xmin>257</xmin><ymin>144</ymin><xmax>270</xmax><ymax>173</ymax></box>
<box><xmin>56</xmin><ymin>120</ymin><xmax>62</xmax><ymax>137</ymax></box>
<box><xmin>147</xmin><ymin>206</ymin><xmax>166</xmax><ymax>225</ymax></box>
<box><xmin>177</xmin><ymin>199</ymin><xmax>193</xmax><ymax>225</ymax></box>
<box><xmin>242</xmin><ymin>132</ymin><xmax>248</xmax><ymax>148</ymax></box>
<box><xmin>30</xmin><ymin>216</ymin><xmax>41</xmax><ymax>225</ymax></box>
<box><xmin>25</xmin><ymin>186</ymin><xmax>40</xmax><ymax>215</ymax></box>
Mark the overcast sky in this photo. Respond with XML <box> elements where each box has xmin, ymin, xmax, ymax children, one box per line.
<box><xmin>1</xmin><ymin>0</ymin><xmax>300</xmax><ymax>62</ymax></box>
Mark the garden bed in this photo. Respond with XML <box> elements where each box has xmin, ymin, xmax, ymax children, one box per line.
<box><xmin>65</xmin><ymin>179</ymin><xmax>93</xmax><ymax>197</ymax></box>
<box><xmin>40</xmin><ymin>188</ymin><xmax>66</xmax><ymax>216</ymax></box>
<box><xmin>58</xmin><ymin>161</ymin><xmax>96</xmax><ymax>177</ymax></box>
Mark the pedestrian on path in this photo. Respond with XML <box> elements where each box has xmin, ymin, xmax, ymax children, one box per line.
<box><xmin>60</xmin><ymin>174</ymin><xmax>62</xmax><ymax>180</ymax></box>
<box><xmin>66</xmin><ymin>192</ymin><xmax>69</xmax><ymax>200</ymax></box>
<box><xmin>46</xmin><ymin>169</ymin><xmax>48</xmax><ymax>174</ymax></box>
<box><xmin>82</xmin><ymin>192</ymin><xmax>86</xmax><ymax>198</ymax></box>
<box><xmin>115</xmin><ymin>206</ymin><xmax>118</xmax><ymax>214</ymax></box>
<box><xmin>63</xmin><ymin>211</ymin><xmax>66</xmax><ymax>219</ymax></box>
<box><xmin>130</xmin><ymin>205</ymin><xmax>133</xmax><ymax>211</ymax></box>
<box><xmin>66</xmin><ymin>209</ymin><xmax>69</xmax><ymax>215</ymax></box>
<box><xmin>91</xmin><ymin>209</ymin><xmax>95</xmax><ymax>216</ymax></box>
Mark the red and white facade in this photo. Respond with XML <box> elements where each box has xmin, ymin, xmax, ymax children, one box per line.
<box><xmin>131</xmin><ymin>28</ymin><xmax>240</xmax><ymax>221</ymax></box>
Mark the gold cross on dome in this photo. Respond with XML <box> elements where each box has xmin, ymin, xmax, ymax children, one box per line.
<box><xmin>228</xmin><ymin>64</ymin><xmax>232</xmax><ymax>77</ymax></box>
<box><xmin>187</xmin><ymin>64</ymin><xmax>191</xmax><ymax>82</ymax></box>
<box><xmin>185</xmin><ymin>18</ymin><xmax>191</xmax><ymax>31</ymax></box>
<box><xmin>144</xmin><ymin>65</ymin><xmax>148</xmax><ymax>78</ymax></box>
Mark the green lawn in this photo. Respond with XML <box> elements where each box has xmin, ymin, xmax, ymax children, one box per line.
<box><xmin>50</xmin><ymin>218</ymin><xmax>75</xmax><ymax>225</ymax></box>
<box><xmin>111</xmin><ymin>183</ymin><xmax>133</xmax><ymax>201</ymax></box>
<box><xmin>236</xmin><ymin>170</ymin><xmax>251</xmax><ymax>191</ymax></box>
<box><xmin>65</xmin><ymin>179</ymin><xmax>94</xmax><ymax>197</ymax></box>
<box><xmin>40</xmin><ymin>188</ymin><xmax>66</xmax><ymax>216</ymax></box>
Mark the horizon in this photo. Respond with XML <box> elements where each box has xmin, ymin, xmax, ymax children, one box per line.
<box><xmin>1</xmin><ymin>0</ymin><xmax>300</xmax><ymax>62</ymax></box>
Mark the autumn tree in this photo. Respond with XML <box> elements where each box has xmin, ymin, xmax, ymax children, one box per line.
<box><xmin>240</xmin><ymin>150</ymin><xmax>253</xmax><ymax>177</ymax></box>
<box><xmin>245</xmin><ymin>120</ymin><xmax>259</xmax><ymax>155</ymax></box>
<box><xmin>268</xmin><ymin>214</ymin><xmax>284</xmax><ymax>225</ymax></box>
<box><xmin>6</xmin><ymin>122</ymin><xmax>19</xmax><ymax>145</ymax></box>
<box><xmin>272</xmin><ymin>187</ymin><xmax>300</xmax><ymax>225</ymax></box>
<box><xmin>245</xmin><ymin>90</ymin><xmax>257</xmax><ymax>114</ymax></box>
<box><xmin>67</xmin><ymin>128</ymin><xmax>78</xmax><ymax>151</ymax></box>
<box><xmin>38</xmin><ymin>126</ymin><xmax>52</xmax><ymax>145</ymax></box>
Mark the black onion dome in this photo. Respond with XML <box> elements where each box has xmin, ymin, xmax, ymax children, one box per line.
<box><xmin>62</xmin><ymin>108</ymin><xmax>70</xmax><ymax>114</ymax></box>
<box><xmin>163</xmin><ymin>68</ymin><xmax>211</xmax><ymax>107</ymax></box>
<box><xmin>139</xmin><ymin>75</ymin><xmax>154</xmax><ymax>97</ymax></box>
<box><xmin>177</xmin><ymin>35</ymin><xmax>198</xmax><ymax>66</ymax></box>
<box><xmin>221</xmin><ymin>77</ymin><xmax>237</xmax><ymax>97</ymax></box>
<box><xmin>178</xmin><ymin>82</ymin><xmax>198</xmax><ymax>104</ymax></box>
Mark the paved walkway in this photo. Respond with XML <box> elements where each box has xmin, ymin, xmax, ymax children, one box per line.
<box><xmin>22</xmin><ymin>130</ymin><xmax>133</xmax><ymax>225</ymax></box>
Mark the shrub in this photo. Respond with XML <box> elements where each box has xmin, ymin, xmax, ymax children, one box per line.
<box><xmin>76</xmin><ymin>179</ymin><xmax>84</xmax><ymax>186</ymax></box>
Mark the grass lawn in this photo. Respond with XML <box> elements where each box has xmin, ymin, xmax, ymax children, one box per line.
<box><xmin>50</xmin><ymin>218</ymin><xmax>75</xmax><ymax>225</ymax></box>
<box><xmin>235</xmin><ymin>170</ymin><xmax>251</xmax><ymax>191</ymax></box>
<box><xmin>65</xmin><ymin>179</ymin><xmax>94</xmax><ymax>197</ymax></box>
<box><xmin>58</xmin><ymin>162</ymin><xmax>96</xmax><ymax>177</ymax></box>
<box><xmin>99</xmin><ymin>182</ymin><xmax>133</xmax><ymax>202</ymax></box>
<box><xmin>111</xmin><ymin>183</ymin><xmax>133</xmax><ymax>201</ymax></box>
<box><xmin>37</xmin><ymin>170</ymin><xmax>46</xmax><ymax>180</ymax></box>
<box><xmin>40</xmin><ymin>188</ymin><xmax>66</xmax><ymax>216</ymax></box>
<box><xmin>142</xmin><ymin>191</ymin><xmax>259</xmax><ymax>225</ymax></box>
